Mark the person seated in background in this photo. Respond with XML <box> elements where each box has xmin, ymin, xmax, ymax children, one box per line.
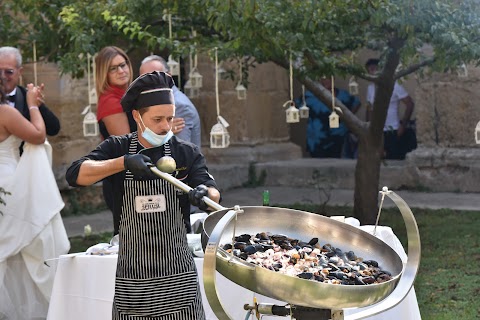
<box><xmin>298</xmin><ymin>76</ymin><xmax>361</xmax><ymax>158</ymax></box>
<box><xmin>66</xmin><ymin>71</ymin><xmax>220</xmax><ymax>318</ymax></box>
<box><xmin>0</xmin><ymin>46</ymin><xmax>60</xmax><ymax>153</ymax></box>
<box><xmin>0</xmin><ymin>79</ymin><xmax>70</xmax><ymax>319</ymax></box>
<box><xmin>140</xmin><ymin>55</ymin><xmax>203</xmax><ymax>233</ymax></box>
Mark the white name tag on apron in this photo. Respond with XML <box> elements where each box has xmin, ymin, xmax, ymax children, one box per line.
<box><xmin>135</xmin><ymin>195</ymin><xmax>166</xmax><ymax>213</ymax></box>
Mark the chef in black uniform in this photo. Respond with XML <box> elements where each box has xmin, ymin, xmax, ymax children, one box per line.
<box><xmin>66</xmin><ymin>71</ymin><xmax>219</xmax><ymax>319</ymax></box>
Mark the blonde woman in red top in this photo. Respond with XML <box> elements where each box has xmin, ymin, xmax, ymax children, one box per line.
<box><xmin>95</xmin><ymin>46</ymin><xmax>136</xmax><ymax>139</ymax></box>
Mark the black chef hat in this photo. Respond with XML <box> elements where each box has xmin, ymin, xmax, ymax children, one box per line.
<box><xmin>121</xmin><ymin>71</ymin><xmax>175</xmax><ymax>112</ymax></box>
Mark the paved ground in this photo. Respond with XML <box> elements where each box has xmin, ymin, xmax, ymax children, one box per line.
<box><xmin>63</xmin><ymin>186</ymin><xmax>480</xmax><ymax>237</ymax></box>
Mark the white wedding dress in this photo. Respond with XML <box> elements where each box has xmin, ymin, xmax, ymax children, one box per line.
<box><xmin>0</xmin><ymin>135</ymin><xmax>70</xmax><ymax>320</ymax></box>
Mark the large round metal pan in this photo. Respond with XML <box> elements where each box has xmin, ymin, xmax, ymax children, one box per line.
<box><xmin>202</xmin><ymin>206</ymin><xmax>404</xmax><ymax>309</ymax></box>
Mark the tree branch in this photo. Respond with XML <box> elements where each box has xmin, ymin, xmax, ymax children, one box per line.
<box><xmin>394</xmin><ymin>57</ymin><xmax>435</xmax><ymax>80</ymax></box>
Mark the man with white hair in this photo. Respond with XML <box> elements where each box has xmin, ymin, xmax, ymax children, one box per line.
<box><xmin>0</xmin><ymin>46</ymin><xmax>60</xmax><ymax>140</ymax></box>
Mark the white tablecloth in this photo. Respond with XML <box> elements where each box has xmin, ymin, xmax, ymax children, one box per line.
<box><xmin>47</xmin><ymin>226</ymin><xmax>421</xmax><ymax>320</ymax></box>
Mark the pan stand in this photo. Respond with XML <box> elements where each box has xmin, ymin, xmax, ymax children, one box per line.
<box><xmin>244</xmin><ymin>302</ymin><xmax>344</xmax><ymax>319</ymax></box>
<box><xmin>202</xmin><ymin>189</ymin><xmax>420</xmax><ymax>320</ymax></box>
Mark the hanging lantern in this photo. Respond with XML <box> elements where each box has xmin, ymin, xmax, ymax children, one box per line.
<box><xmin>235</xmin><ymin>61</ymin><xmax>247</xmax><ymax>100</ymax></box>
<box><xmin>299</xmin><ymin>103</ymin><xmax>309</xmax><ymax>118</ymax></box>
<box><xmin>299</xmin><ymin>85</ymin><xmax>308</xmax><ymax>118</ymax></box>
<box><xmin>283</xmin><ymin>53</ymin><xmax>299</xmax><ymax>123</ymax></box>
<box><xmin>81</xmin><ymin>53</ymin><xmax>98</xmax><ymax>137</ymax></box>
<box><xmin>329</xmin><ymin>111</ymin><xmax>340</xmax><ymax>128</ymax></box>
<box><xmin>189</xmin><ymin>68</ymin><xmax>203</xmax><ymax>88</ymax></box>
<box><xmin>349</xmin><ymin>76</ymin><xmax>359</xmax><ymax>96</ymax></box>
<box><xmin>284</xmin><ymin>101</ymin><xmax>300</xmax><ymax>123</ymax></box>
<box><xmin>82</xmin><ymin>106</ymin><xmax>98</xmax><ymax>137</ymax></box>
<box><xmin>167</xmin><ymin>55</ymin><xmax>180</xmax><ymax>76</ymax></box>
<box><xmin>165</xmin><ymin>14</ymin><xmax>180</xmax><ymax>77</ymax></box>
<box><xmin>210</xmin><ymin>118</ymin><xmax>230</xmax><ymax>148</ymax></box>
<box><xmin>457</xmin><ymin>63</ymin><xmax>468</xmax><ymax>78</ymax></box>
<box><xmin>475</xmin><ymin>120</ymin><xmax>480</xmax><ymax>144</ymax></box>
<box><xmin>329</xmin><ymin>76</ymin><xmax>340</xmax><ymax>128</ymax></box>
<box><xmin>236</xmin><ymin>83</ymin><xmax>247</xmax><ymax>100</ymax></box>
<box><xmin>184</xmin><ymin>80</ymin><xmax>199</xmax><ymax>98</ymax></box>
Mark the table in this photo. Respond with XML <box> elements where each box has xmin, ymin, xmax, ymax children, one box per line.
<box><xmin>47</xmin><ymin>226</ymin><xmax>421</xmax><ymax>320</ymax></box>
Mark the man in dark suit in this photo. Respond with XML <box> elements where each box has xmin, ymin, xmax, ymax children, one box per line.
<box><xmin>0</xmin><ymin>46</ymin><xmax>60</xmax><ymax>137</ymax></box>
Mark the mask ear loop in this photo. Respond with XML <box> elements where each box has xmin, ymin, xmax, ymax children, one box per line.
<box><xmin>135</xmin><ymin>111</ymin><xmax>147</xmax><ymax>133</ymax></box>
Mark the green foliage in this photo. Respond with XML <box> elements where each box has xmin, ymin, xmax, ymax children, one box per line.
<box><xmin>61</xmin><ymin>186</ymin><xmax>107</xmax><ymax>217</ymax></box>
<box><xmin>242</xmin><ymin>163</ymin><xmax>267</xmax><ymax>188</ymax></box>
<box><xmin>3</xmin><ymin>0</ymin><xmax>480</xmax><ymax>80</ymax></box>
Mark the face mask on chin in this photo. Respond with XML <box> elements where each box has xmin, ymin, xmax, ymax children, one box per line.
<box><xmin>139</xmin><ymin>115</ymin><xmax>173</xmax><ymax>147</ymax></box>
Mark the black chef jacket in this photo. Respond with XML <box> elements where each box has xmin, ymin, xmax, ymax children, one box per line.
<box><xmin>66</xmin><ymin>134</ymin><xmax>218</xmax><ymax>235</ymax></box>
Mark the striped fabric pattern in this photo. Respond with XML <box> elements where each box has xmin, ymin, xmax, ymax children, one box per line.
<box><xmin>113</xmin><ymin>133</ymin><xmax>206</xmax><ymax>319</ymax></box>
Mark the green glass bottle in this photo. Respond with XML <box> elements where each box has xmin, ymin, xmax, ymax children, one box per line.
<box><xmin>262</xmin><ymin>190</ymin><xmax>270</xmax><ymax>206</ymax></box>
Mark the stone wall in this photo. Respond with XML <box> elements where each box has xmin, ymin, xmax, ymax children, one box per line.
<box><xmin>414</xmin><ymin>69</ymin><xmax>480</xmax><ymax>147</ymax></box>
<box><xmin>407</xmin><ymin>66</ymin><xmax>480</xmax><ymax>192</ymax></box>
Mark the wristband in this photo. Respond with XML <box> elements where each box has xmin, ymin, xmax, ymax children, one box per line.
<box><xmin>29</xmin><ymin>106</ymin><xmax>39</xmax><ymax>110</ymax></box>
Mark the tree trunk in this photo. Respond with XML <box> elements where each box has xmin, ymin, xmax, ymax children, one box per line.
<box><xmin>353</xmin><ymin>132</ymin><xmax>383</xmax><ymax>224</ymax></box>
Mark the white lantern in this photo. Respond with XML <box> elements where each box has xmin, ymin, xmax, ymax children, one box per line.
<box><xmin>184</xmin><ymin>80</ymin><xmax>199</xmax><ymax>98</ymax></box>
<box><xmin>475</xmin><ymin>120</ymin><xmax>480</xmax><ymax>144</ymax></box>
<box><xmin>189</xmin><ymin>68</ymin><xmax>203</xmax><ymax>88</ymax></box>
<box><xmin>299</xmin><ymin>103</ymin><xmax>309</xmax><ymax>118</ymax></box>
<box><xmin>167</xmin><ymin>55</ymin><xmax>180</xmax><ymax>76</ymax></box>
<box><xmin>235</xmin><ymin>83</ymin><xmax>247</xmax><ymax>100</ymax></box>
<box><xmin>349</xmin><ymin>76</ymin><xmax>359</xmax><ymax>96</ymax></box>
<box><xmin>210</xmin><ymin>121</ymin><xmax>230</xmax><ymax>148</ymax></box>
<box><xmin>329</xmin><ymin>111</ymin><xmax>340</xmax><ymax>128</ymax></box>
<box><xmin>285</xmin><ymin>101</ymin><xmax>300</xmax><ymax>123</ymax></box>
<box><xmin>82</xmin><ymin>107</ymin><xmax>98</xmax><ymax>137</ymax></box>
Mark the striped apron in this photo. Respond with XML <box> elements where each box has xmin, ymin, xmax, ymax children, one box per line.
<box><xmin>112</xmin><ymin>133</ymin><xmax>206</xmax><ymax>319</ymax></box>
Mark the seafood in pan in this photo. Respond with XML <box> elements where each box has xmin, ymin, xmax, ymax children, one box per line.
<box><xmin>222</xmin><ymin>232</ymin><xmax>393</xmax><ymax>285</ymax></box>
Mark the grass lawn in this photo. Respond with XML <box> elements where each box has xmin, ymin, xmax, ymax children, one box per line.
<box><xmin>68</xmin><ymin>206</ymin><xmax>480</xmax><ymax>320</ymax></box>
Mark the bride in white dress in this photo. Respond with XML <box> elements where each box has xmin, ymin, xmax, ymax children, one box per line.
<box><xmin>0</xmin><ymin>82</ymin><xmax>70</xmax><ymax>319</ymax></box>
